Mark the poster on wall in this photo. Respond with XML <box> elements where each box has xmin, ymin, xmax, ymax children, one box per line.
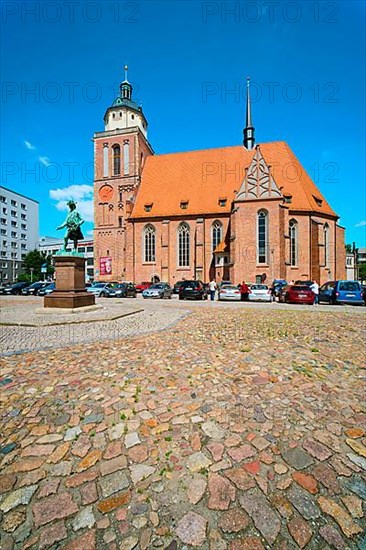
<box><xmin>100</xmin><ymin>257</ymin><xmax>112</xmax><ymax>276</ymax></box>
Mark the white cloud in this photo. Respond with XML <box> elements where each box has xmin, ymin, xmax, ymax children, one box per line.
<box><xmin>24</xmin><ymin>140</ymin><xmax>36</xmax><ymax>150</ymax></box>
<box><xmin>39</xmin><ymin>156</ymin><xmax>51</xmax><ymax>166</ymax></box>
<box><xmin>355</xmin><ymin>220</ymin><xmax>366</xmax><ymax>227</ymax></box>
<box><xmin>50</xmin><ymin>184</ymin><xmax>94</xmax><ymax>223</ymax></box>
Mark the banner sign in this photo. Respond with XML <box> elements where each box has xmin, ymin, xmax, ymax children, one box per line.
<box><xmin>100</xmin><ymin>257</ymin><xmax>112</xmax><ymax>276</ymax></box>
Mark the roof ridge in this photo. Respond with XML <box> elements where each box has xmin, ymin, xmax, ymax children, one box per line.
<box><xmin>147</xmin><ymin>141</ymin><xmax>288</xmax><ymax>159</ymax></box>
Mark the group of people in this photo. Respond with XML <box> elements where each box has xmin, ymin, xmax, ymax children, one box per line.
<box><xmin>208</xmin><ymin>278</ymin><xmax>320</xmax><ymax>304</ymax></box>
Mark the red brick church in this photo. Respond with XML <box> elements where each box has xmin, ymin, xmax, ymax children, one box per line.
<box><xmin>93</xmin><ymin>68</ymin><xmax>345</xmax><ymax>285</ymax></box>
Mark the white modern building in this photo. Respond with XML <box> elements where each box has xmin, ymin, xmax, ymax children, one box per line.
<box><xmin>39</xmin><ymin>236</ymin><xmax>95</xmax><ymax>281</ymax></box>
<box><xmin>346</xmin><ymin>253</ymin><xmax>356</xmax><ymax>281</ymax></box>
<box><xmin>0</xmin><ymin>186</ymin><xmax>39</xmax><ymax>283</ymax></box>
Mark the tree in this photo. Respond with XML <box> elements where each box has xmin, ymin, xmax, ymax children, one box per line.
<box><xmin>19</xmin><ymin>249</ymin><xmax>54</xmax><ymax>282</ymax></box>
<box><xmin>358</xmin><ymin>263</ymin><xmax>366</xmax><ymax>282</ymax></box>
<box><xmin>345</xmin><ymin>243</ymin><xmax>352</xmax><ymax>253</ymax></box>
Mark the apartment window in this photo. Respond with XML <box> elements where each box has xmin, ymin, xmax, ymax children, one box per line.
<box><xmin>178</xmin><ymin>223</ymin><xmax>190</xmax><ymax>267</ymax></box>
<box><xmin>86</xmin><ymin>258</ymin><xmax>93</xmax><ymax>266</ymax></box>
<box><xmin>113</xmin><ymin>144</ymin><xmax>121</xmax><ymax>175</ymax></box>
<box><xmin>11</xmin><ymin>252</ymin><xmax>17</xmax><ymax>258</ymax></box>
<box><xmin>257</xmin><ymin>210</ymin><xmax>268</xmax><ymax>264</ymax></box>
<box><xmin>2</xmin><ymin>240</ymin><xmax>7</xmax><ymax>247</ymax></box>
<box><xmin>212</xmin><ymin>221</ymin><xmax>222</xmax><ymax>253</ymax></box>
<box><xmin>0</xmin><ymin>195</ymin><xmax>6</xmax><ymax>203</ymax></box>
<box><xmin>21</xmin><ymin>244</ymin><xmax>26</xmax><ymax>249</ymax></box>
<box><xmin>11</xmin><ymin>221</ymin><xmax>17</xmax><ymax>227</ymax></box>
<box><xmin>11</xmin><ymin>231</ymin><xmax>17</xmax><ymax>238</ymax></box>
<box><xmin>11</xmin><ymin>210</ymin><xmax>17</xmax><ymax>217</ymax></box>
<box><xmin>0</xmin><ymin>229</ymin><xmax>6</xmax><ymax>235</ymax></box>
<box><xmin>2</xmin><ymin>262</ymin><xmax>7</xmax><ymax>268</ymax></box>
<box><xmin>86</xmin><ymin>246</ymin><xmax>93</xmax><ymax>253</ymax></box>
<box><xmin>21</xmin><ymin>214</ymin><xmax>26</xmax><ymax>220</ymax></box>
<box><xmin>78</xmin><ymin>247</ymin><xmax>85</xmax><ymax>253</ymax></box>
<box><xmin>21</xmin><ymin>224</ymin><xmax>27</xmax><ymax>230</ymax></box>
<box><xmin>289</xmin><ymin>219</ymin><xmax>298</xmax><ymax>266</ymax></box>
<box><xmin>11</xmin><ymin>242</ymin><xmax>17</xmax><ymax>248</ymax></box>
<box><xmin>21</xmin><ymin>203</ymin><xmax>26</xmax><ymax>210</ymax></box>
<box><xmin>1</xmin><ymin>252</ymin><xmax>6</xmax><ymax>258</ymax></box>
<box><xmin>2</xmin><ymin>208</ymin><xmax>7</xmax><ymax>215</ymax></box>
<box><xmin>11</xmin><ymin>200</ymin><xmax>17</xmax><ymax>206</ymax></box>
<box><xmin>1</xmin><ymin>218</ymin><xmax>6</xmax><ymax>225</ymax></box>
<box><xmin>143</xmin><ymin>224</ymin><xmax>156</xmax><ymax>263</ymax></box>
<box><xmin>21</xmin><ymin>233</ymin><xmax>26</xmax><ymax>239</ymax></box>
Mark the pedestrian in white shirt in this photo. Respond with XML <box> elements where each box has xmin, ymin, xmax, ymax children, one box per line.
<box><xmin>310</xmin><ymin>280</ymin><xmax>319</xmax><ymax>304</ymax></box>
<box><xmin>209</xmin><ymin>278</ymin><xmax>217</xmax><ymax>301</ymax></box>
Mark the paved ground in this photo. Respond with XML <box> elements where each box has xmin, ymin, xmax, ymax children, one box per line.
<box><xmin>0</xmin><ymin>299</ymin><xmax>365</xmax><ymax>549</ymax></box>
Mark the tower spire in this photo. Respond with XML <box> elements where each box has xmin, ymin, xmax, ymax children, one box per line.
<box><xmin>120</xmin><ymin>64</ymin><xmax>132</xmax><ymax>100</ymax></box>
<box><xmin>243</xmin><ymin>76</ymin><xmax>255</xmax><ymax>150</ymax></box>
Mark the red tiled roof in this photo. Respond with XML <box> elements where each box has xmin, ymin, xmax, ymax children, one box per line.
<box><xmin>131</xmin><ymin>141</ymin><xmax>337</xmax><ymax>219</ymax></box>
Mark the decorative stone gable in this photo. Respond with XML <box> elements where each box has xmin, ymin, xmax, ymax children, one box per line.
<box><xmin>236</xmin><ymin>145</ymin><xmax>282</xmax><ymax>201</ymax></box>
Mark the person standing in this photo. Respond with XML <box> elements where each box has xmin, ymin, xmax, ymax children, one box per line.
<box><xmin>209</xmin><ymin>278</ymin><xmax>217</xmax><ymax>301</ymax></box>
<box><xmin>310</xmin><ymin>280</ymin><xmax>319</xmax><ymax>304</ymax></box>
<box><xmin>240</xmin><ymin>281</ymin><xmax>249</xmax><ymax>301</ymax></box>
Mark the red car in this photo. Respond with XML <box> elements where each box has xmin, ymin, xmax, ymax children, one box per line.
<box><xmin>279</xmin><ymin>285</ymin><xmax>315</xmax><ymax>305</ymax></box>
<box><xmin>135</xmin><ymin>281</ymin><xmax>152</xmax><ymax>293</ymax></box>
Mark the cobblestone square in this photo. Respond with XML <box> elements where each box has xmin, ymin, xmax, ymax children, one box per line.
<box><xmin>0</xmin><ymin>298</ymin><xmax>365</xmax><ymax>549</ymax></box>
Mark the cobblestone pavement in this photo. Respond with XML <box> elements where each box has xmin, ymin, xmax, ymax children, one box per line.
<box><xmin>0</xmin><ymin>306</ymin><xmax>365</xmax><ymax>549</ymax></box>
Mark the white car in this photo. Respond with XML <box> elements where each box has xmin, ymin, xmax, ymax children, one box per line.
<box><xmin>218</xmin><ymin>284</ymin><xmax>241</xmax><ymax>301</ymax></box>
<box><xmin>248</xmin><ymin>284</ymin><xmax>273</xmax><ymax>302</ymax></box>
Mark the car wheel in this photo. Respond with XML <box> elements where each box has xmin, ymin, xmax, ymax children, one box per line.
<box><xmin>100</xmin><ymin>292</ymin><xmax>105</xmax><ymax>297</ymax></box>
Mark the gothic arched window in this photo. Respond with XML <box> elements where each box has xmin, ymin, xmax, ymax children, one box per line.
<box><xmin>113</xmin><ymin>145</ymin><xmax>121</xmax><ymax>176</ymax></box>
<box><xmin>257</xmin><ymin>210</ymin><xmax>268</xmax><ymax>264</ymax></box>
<box><xmin>178</xmin><ymin>223</ymin><xmax>190</xmax><ymax>267</ymax></box>
<box><xmin>289</xmin><ymin>219</ymin><xmax>298</xmax><ymax>266</ymax></box>
<box><xmin>324</xmin><ymin>223</ymin><xmax>330</xmax><ymax>267</ymax></box>
<box><xmin>144</xmin><ymin>224</ymin><xmax>156</xmax><ymax>263</ymax></box>
<box><xmin>212</xmin><ymin>221</ymin><xmax>222</xmax><ymax>253</ymax></box>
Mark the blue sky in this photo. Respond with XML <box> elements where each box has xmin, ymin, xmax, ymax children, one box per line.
<box><xmin>1</xmin><ymin>0</ymin><xmax>365</xmax><ymax>246</ymax></box>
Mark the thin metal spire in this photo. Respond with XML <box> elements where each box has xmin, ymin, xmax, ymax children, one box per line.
<box><xmin>124</xmin><ymin>64</ymin><xmax>128</xmax><ymax>82</ymax></box>
<box><xmin>243</xmin><ymin>76</ymin><xmax>255</xmax><ymax>150</ymax></box>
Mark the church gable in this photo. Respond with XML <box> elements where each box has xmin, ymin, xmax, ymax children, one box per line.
<box><xmin>236</xmin><ymin>145</ymin><xmax>282</xmax><ymax>201</ymax></box>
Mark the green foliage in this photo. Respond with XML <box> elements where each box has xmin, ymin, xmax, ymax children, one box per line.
<box><xmin>345</xmin><ymin>243</ymin><xmax>352</xmax><ymax>253</ymax></box>
<box><xmin>358</xmin><ymin>263</ymin><xmax>366</xmax><ymax>282</ymax></box>
<box><xmin>16</xmin><ymin>273</ymin><xmax>32</xmax><ymax>283</ymax></box>
<box><xmin>20</xmin><ymin>249</ymin><xmax>54</xmax><ymax>281</ymax></box>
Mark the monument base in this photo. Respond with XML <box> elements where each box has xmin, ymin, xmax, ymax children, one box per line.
<box><xmin>44</xmin><ymin>254</ymin><xmax>95</xmax><ymax>309</ymax></box>
<box><xmin>44</xmin><ymin>291</ymin><xmax>95</xmax><ymax>309</ymax></box>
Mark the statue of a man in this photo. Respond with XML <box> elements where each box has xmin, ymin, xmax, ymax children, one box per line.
<box><xmin>57</xmin><ymin>200</ymin><xmax>84</xmax><ymax>251</ymax></box>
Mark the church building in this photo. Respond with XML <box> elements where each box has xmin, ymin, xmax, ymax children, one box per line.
<box><xmin>93</xmin><ymin>68</ymin><xmax>346</xmax><ymax>285</ymax></box>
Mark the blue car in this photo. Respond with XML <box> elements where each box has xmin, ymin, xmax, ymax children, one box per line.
<box><xmin>319</xmin><ymin>280</ymin><xmax>364</xmax><ymax>305</ymax></box>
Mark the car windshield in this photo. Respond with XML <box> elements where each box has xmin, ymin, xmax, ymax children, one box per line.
<box><xmin>291</xmin><ymin>286</ymin><xmax>310</xmax><ymax>291</ymax></box>
<box><xmin>221</xmin><ymin>285</ymin><xmax>237</xmax><ymax>290</ymax></box>
<box><xmin>150</xmin><ymin>284</ymin><xmax>164</xmax><ymax>289</ymax></box>
<box><xmin>339</xmin><ymin>282</ymin><xmax>360</xmax><ymax>291</ymax></box>
<box><xmin>251</xmin><ymin>285</ymin><xmax>268</xmax><ymax>290</ymax></box>
<box><xmin>29</xmin><ymin>282</ymin><xmax>41</xmax><ymax>288</ymax></box>
<box><xmin>182</xmin><ymin>281</ymin><xmax>199</xmax><ymax>286</ymax></box>
<box><xmin>116</xmin><ymin>284</ymin><xmax>127</xmax><ymax>288</ymax></box>
<box><xmin>93</xmin><ymin>283</ymin><xmax>106</xmax><ymax>288</ymax></box>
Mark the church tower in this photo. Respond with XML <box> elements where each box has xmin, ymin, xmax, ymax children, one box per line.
<box><xmin>93</xmin><ymin>67</ymin><xmax>153</xmax><ymax>281</ymax></box>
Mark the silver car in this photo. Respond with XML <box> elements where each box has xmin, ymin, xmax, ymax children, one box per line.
<box><xmin>248</xmin><ymin>284</ymin><xmax>273</xmax><ymax>302</ymax></box>
<box><xmin>142</xmin><ymin>283</ymin><xmax>172</xmax><ymax>299</ymax></box>
<box><xmin>86</xmin><ymin>282</ymin><xmax>116</xmax><ymax>297</ymax></box>
<box><xmin>218</xmin><ymin>284</ymin><xmax>241</xmax><ymax>301</ymax></box>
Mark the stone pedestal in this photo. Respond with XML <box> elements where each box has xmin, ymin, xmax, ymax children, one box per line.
<box><xmin>44</xmin><ymin>255</ymin><xmax>95</xmax><ymax>309</ymax></box>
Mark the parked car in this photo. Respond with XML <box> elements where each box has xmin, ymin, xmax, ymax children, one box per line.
<box><xmin>248</xmin><ymin>284</ymin><xmax>273</xmax><ymax>302</ymax></box>
<box><xmin>218</xmin><ymin>280</ymin><xmax>232</xmax><ymax>289</ymax></box>
<box><xmin>218</xmin><ymin>284</ymin><xmax>241</xmax><ymax>301</ymax></box>
<box><xmin>107</xmin><ymin>283</ymin><xmax>137</xmax><ymax>298</ymax></box>
<box><xmin>22</xmin><ymin>282</ymin><xmax>47</xmax><ymax>296</ymax></box>
<box><xmin>173</xmin><ymin>280</ymin><xmax>186</xmax><ymax>294</ymax></box>
<box><xmin>142</xmin><ymin>283</ymin><xmax>172</xmax><ymax>299</ymax></box>
<box><xmin>0</xmin><ymin>284</ymin><xmax>11</xmax><ymax>295</ymax></box>
<box><xmin>279</xmin><ymin>285</ymin><xmax>315</xmax><ymax>305</ymax></box>
<box><xmin>271</xmin><ymin>279</ymin><xmax>287</xmax><ymax>297</ymax></box>
<box><xmin>178</xmin><ymin>280</ymin><xmax>207</xmax><ymax>300</ymax></box>
<box><xmin>86</xmin><ymin>282</ymin><xmax>117</xmax><ymax>297</ymax></box>
<box><xmin>319</xmin><ymin>280</ymin><xmax>364</xmax><ymax>305</ymax></box>
<box><xmin>38</xmin><ymin>282</ymin><xmax>56</xmax><ymax>296</ymax></box>
<box><xmin>362</xmin><ymin>285</ymin><xmax>366</xmax><ymax>305</ymax></box>
<box><xmin>135</xmin><ymin>281</ymin><xmax>152</xmax><ymax>293</ymax></box>
<box><xmin>4</xmin><ymin>282</ymin><xmax>29</xmax><ymax>295</ymax></box>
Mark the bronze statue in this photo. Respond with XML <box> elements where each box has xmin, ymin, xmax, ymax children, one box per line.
<box><xmin>57</xmin><ymin>200</ymin><xmax>84</xmax><ymax>251</ymax></box>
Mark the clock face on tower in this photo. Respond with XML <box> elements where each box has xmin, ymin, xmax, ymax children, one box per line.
<box><xmin>99</xmin><ymin>184</ymin><xmax>113</xmax><ymax>202</ymax></box>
